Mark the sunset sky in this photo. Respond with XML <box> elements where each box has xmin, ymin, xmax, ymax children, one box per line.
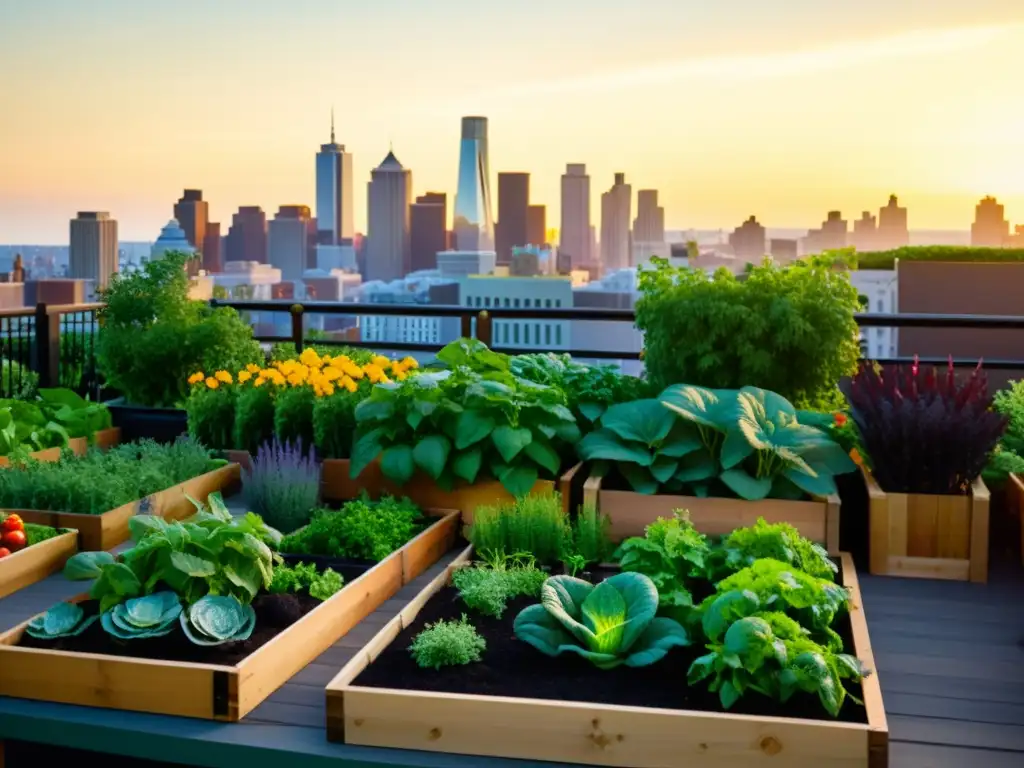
<box><xmin>2</xmin><ymin>0</ymin><xmax>1023</xmax><ymax>243</ymax></box>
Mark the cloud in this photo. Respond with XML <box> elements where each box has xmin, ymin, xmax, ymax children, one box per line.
<box><xmin>431</xmin><ymin>22</ymin><xmax>1020</xmax><ymax>110</ymax></box>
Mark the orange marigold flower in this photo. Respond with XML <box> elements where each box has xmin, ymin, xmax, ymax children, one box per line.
<box><xmin>188</xmin><ymin>372</ymin><xmax>204</xmax><ymax>385</ymax></box>
<box><xmin>237</xmin><ymin>370</ymin><xmax>252</xmax><ymax>383</ymax></box>
<box><xmin>205</xmin><ymin>377</ymin><xmax>220</xmax><ymax>390</ymax></box>
<box><xmin>246</xmin><ymin>363</ymin><xmax>261</xmax><ymax>374</ymax></box>
<box><xmin>215</xmin><ymin>370</ymin><xmax>233</xmax><ymax>384</ymax></box>
<box><xmin>833</xmin><ymin>412</ymin><xmax>848</xmax><ymax>427</ymax></box>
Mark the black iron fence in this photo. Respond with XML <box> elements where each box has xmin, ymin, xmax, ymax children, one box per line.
<box><xmin>4</xmin><ymin>300</ymin><xmax>1024</xmax><ymax>400</ymax></box>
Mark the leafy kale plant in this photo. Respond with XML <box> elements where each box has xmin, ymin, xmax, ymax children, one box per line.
<box><xmin>350</xmin><ymin>339</ymin><xmax>580</xmax><ymax>497</ymax></box>
<box><xmin>409</xmin><ymin>615</ymin><xmax>486</xmax><ymax>670</ymax></box>
<box><xmin>842</xmin><ymin>358</ymin><xmax>1007</xmax><ymax>494</ymax></box>
<box><xmin>514</xmin><ymin>572</ymin><xmax>689</xmax><ymax>669</ymax></box>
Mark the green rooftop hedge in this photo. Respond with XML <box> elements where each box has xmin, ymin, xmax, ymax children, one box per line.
<box><xmin>856</xmin><ymin>246</ymin><xmax>1024</xmax><ymax>271</ymax></box>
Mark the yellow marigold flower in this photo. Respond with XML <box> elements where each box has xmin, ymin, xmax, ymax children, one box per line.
<box><xmin>188</xmin><ymin>372</ymin><xmax>204</xmax><ymax>385</ymax></box>
<box><xmin>205</xmin><ymin>376</ymin><xmax>220</xmax><ymax>390</ymax></box>
<box><xmin>379</xmin><ymin>374</ymin><xmax>391</xmax><ymax>384</ymax></box>
<box><xmin>287</xmin><ymin>373</ymin><xmax>306</xmax><ymax>387</ymax></box>
<box><xmin>237</xmin><ymin>370</ymin><xmax>252</xmax><ymax>383</ymax></box>
<box><xmin>299</xmin><ymin>348</ymin><xmax>322</xmax><ymax>368</ymax></box>
<box><xmin>401</xmin><ymin>356</ymin><xmax>419</xmax><ymax>369</ymax></box>
<box><xmin>342</xmin><ymin>377</ymin><xmax>358</xmax><ymax>393</ymax></box>
<box><xmin>321</xmin><ymin>366</ymin><xmax>342</xmax><ymax>382</ymax></box>
<box><xmin>246</xmin><ymin>363</ymin><xmax>261</xmax><ymax>374</ymax></box>
<box><xmin>321</xmin><ymin>381</ymin><xmax>336</xmax><ymax>396</ymax></box>
<box><xmin>394</xmin><ymin>371</ymin><xmax>407</xmax><ymax>381</ymax></box>
<box><xmin>254</xmin><ymin>376</ymin><xmax>266</xmax><ymax>387</ymax></box>
<box><xmin>215</xmin><ymin>370</ymin><xmax>233</xmax><ymax>384</ymax></box>
<box><xmin>371</xmin><ymin>355</ymin><xmax>390</xmax><ymax>368</ymax></box>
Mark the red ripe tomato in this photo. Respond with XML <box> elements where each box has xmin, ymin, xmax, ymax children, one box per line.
<box><xmin>2</xmin><ymin>530</ymin><xmax>26</xmax><ymax>551</ymax></box>
<box><xmin>1</xmin><ymin>514</ymin><xmax>24</xmax><ymax>533</ymax></box>
<box><xmin>0</xmin><ymin>547</ymin><xmax>10</xmax><ymax>558</ymax></box>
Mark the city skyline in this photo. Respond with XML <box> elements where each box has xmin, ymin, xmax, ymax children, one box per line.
<box><xmin>2</xmin><ymin>0</ymin><xmax>1024</xmax><ymax>243</ymax></box>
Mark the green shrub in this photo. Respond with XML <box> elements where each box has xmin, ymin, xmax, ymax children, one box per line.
<box><xmin>274</xmin><ymin>386</ymin><xmax>316</xmax><ymax>449</ymax></box>
<box><xmin>468</xmin><ymin>492</ymin><xmax>571</xmax><ymax>565</ymax></box>
<box><xmin>187</xmin><ymin>385</ymin><xmax>237</xmax><ymax>450</ymax></box>
<box><xmin>279</xmin><ymin>494</ymin><xmax>423</xmax><ymax>561</ymax></box>
<box><xmin>635</xmin><ymin>257</ymin><xmax>860</xmax><ymax>409</ymax></box>
<box><xmin>571</xmin><ymin>501</ymin><xmax>613</xmax><ymax>564</ymax></box>
<box><xmin>856</xmin><ymin>245</ymin><xmax>1024</xmax><ymax>271</ymax></box>
<box><xmin>234</xmin><ymin>385</ymin><xmax>276</xmax><ymax>454</ymax></box>
<box><xmin>313</xmin><ymin>388</ymin><xmax>366</xmax><ymax>459</ymax></box>
<box><xmin>269</xmin><ymin>562</ymin><xmax>344</xmax><ymax>601</ymax></box>
<box><xmin>452</xmin><ymin>560</ymin><xmax>548</xmax><ymax>618</ymax></box>
<box><xmin>409</xmin><ymin>616</ymin><xmax>486</xmax><ymax>670</ymax></box>
<box><xmin>96</xmin><ymin>250</ymin><xmax>262</xmax><ymax>408</ymax></box>
<box><xmin>0</xmin><ymin>359</ymin><xmax>39</xmax><ymax>400</ymax></box>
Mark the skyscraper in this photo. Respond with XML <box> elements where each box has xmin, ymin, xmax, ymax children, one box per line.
<box><xmin>728</xmin><ymin>216</ymin><xmax>767</xmax><ymax>260</ymax></box>
<box><xmin>972</xmin><ymin>196</ymin><xmax>1010</xmax><ymax>246</ymax></box>
<box><xmin>877</xmin><ymin>195</ymin><xmax>909</xmax><ymax>249</ymax></box>
<box><xmin>496</xmin><ymin>172</ymin><xmax>529</xmax><ymax>264</ymax></box>
<box><xmin>173</xmin><ymin>189</ymin><xmax>209</xmax><ymax>274</ymax></box>
<box><xmin>269</xmin><ymin>205</ymin><xmax>314</xmax><ymax>281</ymax></box>
<box><xmin>852</xmin><ymin>212</ymin><xmax>878</xmax><ymax>251</ymax></box>
<box><xmin>225</xmin><ymin>206</ymin><xmax>268</xmax><ymax>263</ymax></box>
<box><xmin>69</xmin><ymin>211</ymin><xmax>118</xmax><ymax>290</ymax></box>
<box><xmin>527</xmin><ymin>205</ymin><xmax>546</xmax><ymax>246</ymax></box>
<box><xmin>453</xmin><ymin>116</ymin><xmax>494</xmax><ymax>251</ymax></box>
<box><xmin>600</xmin><ymin>173</ymin><xmax>632</xmax><ymax>271</ymax></box>
<box><xmin>410</xmin><ymin>192</ymin><xmax>448</xmax><ymax>272</ymax></box>
<box><xmin>203</xmin><ymin>222</ymin><xmax>222</xmax><ymax>273</ymax></box>
<box><xmin>633</xmin><ymin>190</ymin><xmax>665</xmax><ymax>244</ymax></box>
<box><xmin>315</xmin><ymin>111</ymin><xmax>354</xmax><ymax>245</ymax></box>
<box><xmin>366</xmin><ymin>150</ymin><xmax>412</xmax><ymax>282</ymax></box>
<box><xmin>560</xmin><ymin>164</ymin><xmax>591</xmax><ymax>270</ymax></box>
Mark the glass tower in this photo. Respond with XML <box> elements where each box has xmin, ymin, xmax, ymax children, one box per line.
<box><xmin>315</xmin><ymin>111</ymin><xmax>354</xmax><ymax>245</ymax></box>
<box><xmin>453</xmin><ymin>116</ymin><xmax>495</xmax><ymax>251</ymax></box>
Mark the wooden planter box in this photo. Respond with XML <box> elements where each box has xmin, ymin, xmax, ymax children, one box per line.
<box><xmin>0</xmin><ymin>531</ymin><xmax>78</xmax><ymax>600</ymax></box>
<box><xmin>326</xmin><ymin>548</ymin><xmax>887</xmax><ymax>768</ymax></box>
<box><xmin>584</xmin><ymin>468</ymin><xmax>841</xmax><ymax>552</ymax></box>
<box><xmin>0</xmin><ymin>447</ymin><xmax>62</xmax><ymax>469</ymax></box>
<box><xmin>1006</xmin><ymin>473</ymin><xmax>1024</xmax><ymax>567</ymax></box>
<box><xmin>11</xmin><ymin>463</ymin><xmax>242</xmax><ymax>551</ymax></box>
<box><xmin>68</xmin><ymin>427</ymin><xmax>122</xmax><ymax>457</ymax></box>
<box><xmin>323</xmin><ymin>460</ymin><xmax>583</xmax><ymax>525</ymax></box>
<box><xmin>865</xmin><ymin>467</ymin><xmax>990</xmax><ymax>582</ymax></box>
<box><xmin>0</xmin><ymin>509</ymin><xmax>460</xmax><ymax>720</ymax></box>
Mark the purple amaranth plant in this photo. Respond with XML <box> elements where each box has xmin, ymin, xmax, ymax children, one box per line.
<box><xmin>242</xmin><ymin>439</ymin><xmax>320</xmax><ymax>534</ymax></box>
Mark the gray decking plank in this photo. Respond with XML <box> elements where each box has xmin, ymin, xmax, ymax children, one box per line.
<box><xmin>883</xmin><ymin>692</ymin><xmax>1024</xmax><ymax>725</ymax></box>
<box><xmin>890</xmin><ymin>741</ymin><xmax>1024</xmax><ymax>768</ymax></box>
<box><xmin>889</xmin><ymin>714</ymin><xmax>1024</xmax><ymax>752</ymax></box>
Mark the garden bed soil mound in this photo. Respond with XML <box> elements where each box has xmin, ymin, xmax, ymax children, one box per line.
<box><xmin>18</xmin><ymin>562</ymin><xmax>371</xmax><ymax>665</ymax></box>
<box><xmin>354</xmin><ymin>585</ymin><xmax>868</xmax><ymax>725</ymax></box>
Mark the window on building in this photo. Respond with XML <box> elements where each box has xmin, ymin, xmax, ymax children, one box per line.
<box><xmin>556</xmin><ymin>325</ymin><xmax>562</xmax><ymax>345</ymax></box>
<box><xmin>545</xmin><ymin>325</ymin><xmax>551</xmax><ymax>345</ymax></box>
<box><xmin>555</xmin><ymin>299</ymin><xmax>562</xmax><ymax>307</ymax></box>
<box><xmin>484</xmin><ymin>297</ymin><xmax>491</xmax><ymax>307</ymax></box>
<box><xmin>545</xmin><ymin>299</ymin><xmax>552</xmax><ymax>308</ymax></box>
<box><xmin>514</xmin><ymin>298</ymin><xmax>521</xmax><ymax>308</ymax></box>
<box><xmin>504</xmin><ymin>298</ymin><xmax>510</xmax><ymax>307</ymax></box>
<box><xmin>514</xmin><ymin>324</ymin><xmax>520</xmax><ymax>344</ymax></box>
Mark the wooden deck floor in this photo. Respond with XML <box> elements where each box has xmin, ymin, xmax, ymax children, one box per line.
<box><xmin>0</xmin><ymin>539</ymin><xmax>1021</xmax><ymax>767</ymax></box>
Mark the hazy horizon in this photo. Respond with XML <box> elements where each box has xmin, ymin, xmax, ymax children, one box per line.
<box><xmin>2</xmin><ymin>0</ymin><xmax>1023</xmax><ymax>243</ymax></box>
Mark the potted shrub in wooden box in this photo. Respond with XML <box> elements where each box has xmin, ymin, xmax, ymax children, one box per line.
<box><xmin>578</xmin><ymin>384</ymin><xmax>854</xmax><ymax>550</ymax></box>
<box><xmin>326</xmin><ymin>514</ymin><xmax>886</xmax><ymax>768</ymax></box>
<box><xmin>346</xmin><ymin>340</ymin><xmax>584</xmax><ymax>521</ymax></box>
<box><xmin>842</xmin><ymin>358</ymin><xmax>1006</xmax><ymax>582</ymax></box>
<box><xmin>0</xmin><ymin>439</ymin><xmax>241</xmax><ymax>551</ymax></box>
<box><xmin>0</xmin><ymin>512</ymin><xmax>78</xmax><ymax>599</ymax></box>
<box><xmin>0</xmin><ymin>492</ymin><xmax>459</xmax><ymax>720</ymax></box>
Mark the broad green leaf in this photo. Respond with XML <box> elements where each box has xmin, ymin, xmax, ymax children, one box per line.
<box><xmin>578</xmin><ymin>402</ymin><xmax>606</xmax><ymax>423</ymax></box>
<box><xmin>381</xmin><ymin>445</ymin><xmax>415</xmax><ymax>485</ymax></box>
<box><xmin>577</xmin><ymin>428</ymin><xmax>653</xmax><ymax>466</ymax></box>
<box><xmin>354</xmin><ymin>397</ymin><xmax>394</xmax><ymax>423</ymax></box>
<box><xmin>800</xmin><ymin>441</ymin><xmax>857</xmax><ymax>475</ymax></box>
<box><xmin>658</xmin><ymin>426</ymin><xmax>703</xmax><ymax>458</ymax></box>
<box><xmin>620</xmin><ymin>463</ymin><xmax>659</xmax><ymax>494</ymax></box>
<box><xmin>688</xmin><ymin>652</ymin><xmax>718</xmax><ymax>684</ymax></box>
<box><xmin>455</xmin><ymin>409</ymin><xmax>495</xmax><ymax>450</ymax></box>
<box><xmin>649</xmin><ymin>456</ymin><xmax>678</xmax><ymax>484</ymax></box>
<box><xmin>169</xmin><ymin>551</ymin><xmax>217</xmax><ymax>578</ymax></box>
<box><xmin>523</xmin><ymin>439</ymin><xmax>561</xmax><ymax>475</ymax></box>
<box><xmin>723</xmin><ymin>617</ymin><xmax>774</xmax><ymax>673</ymax></box>
<box><xmin>349</xmin><ymin>427</ymin><xmax>385</xmax><ymax>478</ymax></box>
<box><xmin>702</xmin><ymin>589</ymin><xmax>760</xmax><ymax>641</ymax></box>
<box><xmin>600</xmin><ymin>399</ymin><xmax>675</xmax><ymax>445</ymax></box>
<box><xmin>719</xmin><ymin>680</ymin><xmax>741</xmax><ymax>709</ymax></box>
<box><xmin>602</xmin><ymin>571</ymin><xmax>660</xmax><ymax>651</ymax></box>
<box><xmin>720</xmin><ymin>428</ymin><xmax>755</xmax><ymax>470</ymax></box>
<box><xmin>64</xmin><ymin>551</ymin><xmax>116</xmax><ymax>580</ymax></box>
<box><xmin>553</xmin><ymin>421</ymin><xmax>581</xmax><ymax>443</ymax></box>
<box><xmin>499</xmin><ymin>464</ymin><xmax>539</xmax><ymax>497</ymax></box>
<box><xmin>660</xmin><ymin>385</ymin><xmax>736</xmax><ymax>430</ymax></box>
<box><xmin>720</xmin><ymin>468</ymin><xmax>773</xmax><ymax>500</ymax></box>
<box><xmin>412</xmin><ymin>435</ymin><xmax>451</xmax><ymax>480</ymax></box>
<box><xmin>623</xmin><ymin>617</ymin><xmax>689</xmax><ymax>667</ymax></box>
<box><xmin>580</xmin><ymin>581</ymin><xmax>628</xmax><ymax>655</ymax></box>
<box><xmin>452</xmin><ymin>447</ymin><xmax>483</xmax><ymax>483</ymax></box>
<box><xmin>492</xmin><ymin>425</ymin><xmax>533</xmax><ymax>462</ymax></box>
<box><xmin>674</xmin><ymin>450</ymin><xmax>717</xmax><ymax>483</ymax></box>
<box><xmin>783</xmin><ymin>467</ymin><xmax>837</xmax><ymax>498</ymax></box>
<box><xmin>512</xmin><ymin>604</ymin><xmax>570</xmax><ymax>656</ymax></box>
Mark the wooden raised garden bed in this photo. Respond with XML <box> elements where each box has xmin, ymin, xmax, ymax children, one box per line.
<box><xmin>0</xmin><ymin>447</ymin><xmax>62</xmax><ymax>469</ymax></box>
<box><xmin>865</xmin><ymin>467</ymin><xmax>990</xmax><ymax>583</ymax></box>
<box><xmin>11</xmin><ymin>463</ymin><xmax>242</xmax><ymax>551</ymax></box>
<box><xmin>67</xmin><ymin>427</ymin><xmax>122</xmax><ymax>457</ymax></box>
<box><xmin>323</xmin><ymin>460</ymin><xmax>584</xmax><ymax>524</ymax></box>
<box><xmin>325</xmin><ymin>548</ymin><xmax>887</xmax><ymax>768</ymax></box>
<box><xmin>0</xmin><ymin>530</ymin><xmax>78</xmax><ymax>600</ymax></box>
<box><xmin>0</xmin><ymin>509</ymin><xmax>460</xmax><ymax>721</ymax></box>
<box><xmin>1006</xmin><ymin>473</ymin><xmax>1024</xmax><ymax>567</ymax></box>
<box><xmin>584</xmin><ymin>468</ymin><xmax>841</xmax><ymax>552</ymax></box>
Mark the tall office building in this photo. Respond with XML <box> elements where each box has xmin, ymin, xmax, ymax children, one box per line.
<box><xmin>852</xmin><ymin>212</ymin><xmax>878</xmax><ymax>251</ymax></box>
<box><xmin>633</xmin><ymin>190</ymin><xmax>665</xmax><ymax>244</ymax></box>
<box><xmin>600</xmin><ymin>173</ymin><xmax>632</xmax><ymax>271</ymax></box>
<box><xmin>173</xmin><ymin>189</ymin><xmax>209</xmax><ymax>275</ymax></box>
<box><xmin>803</xmin><ymin>211</ymin><xmax>848</xmax><ymax>253</ymax></box>
<box><xmin>269</xmin><ymin>205</ymin><xmax>314</xmax><ymax>282</ymax></box>
<box><xmin>69</xmin><ymin>212</ymin><xmax>118</xmax><ymax>290</ymax></box>
<box><xmin>203</xmin><ymin>222</ymin><xmax>222</xmax><ymax>273</ymax></box>
<box><xmin>877</xmin><ymin>195</ymin><xmax>909</xmax><ymax>249</ymax></box>
<box><xmin>496</xmin><ymin>172</ymin><xmax>529</xmax><ymax>265</ymax></box>
<box><xmin>527</xmin><ymin>205</ymin><xmax>546</xmax><ymax>246</ymax></box>
<box><xmin>453</xmin><ymin>116</ymin><xmax>494</xmax><ymax>251</ymax></box>
<box><xmin>560</xmin><ymin>164</ymin><xmax>591</xmax><ymax>270</ymax></box>
<box><xmin>410</xmin><ymin>192</ymin><xmax>448</xmax><ymax>272</ymax></box>
<box><xmin>728</xmin><ymin>216</ymin><xmax>767</xmax><ymax>260</ymax></box>
<box><xmin>225</xmin><ymin>206</ymin><xmax>268</xmax><ymax>263</ymax></box>
<box><xmin>971</xmin><ymin>196</ymin><xmax>1009</xmax><ymax>247</ymax></box>
<box><xmin>315</xmin><ymin>111</ymin><xmax>354</xmax><ymax>245</ymax></box>
<box><xmin>366</xmin><ymin>150</ymin><xmax>412</xmax><ymax>282</ymax></box>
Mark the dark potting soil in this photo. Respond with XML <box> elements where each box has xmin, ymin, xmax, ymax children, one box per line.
<box><xmin>279</xmin><ymin>551</ymin><xmax>376</xmax><ymax>571</ymax></box>
<box><xmin>354</xmin><ymin>584</ymin><xmax>868</xmax><ymax>725</ymax></box>
<box><xmin>18</xmin><ymin>562</ymin><xmax>372</xmax><ymax>665</ymax></box>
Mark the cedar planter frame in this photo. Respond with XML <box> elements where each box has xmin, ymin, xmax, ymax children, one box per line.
<box><xmin>0</xmin><ymin>531</ymin><xmax>78</xmax><ymax>600</ymax></box>
<box><xmin>325</xmin><ymin>547</ymin><xmax>887</xmax><ymax>768</ymax></box>
<box><xmin>11</xmin><ymin>463</ymin><xmax>242</xmax><ymax>551</ymax></box>
<box><xmin>865</xmin><ymin>467</ymin><xmax>990</xmax><ymax>582</ymax></box>
<box><xmin>1006</xmin><ymin>473</ymin><xmax>1024</xmax><ymax>567</ymax></box>
<box><xmin>0</xmin><ymin>447</ymin><xmax>62</xmax><ymax>469</ymax></box>
<box><xmin>0</xmin><ymin>509</ymin><xmax>460</xmax><ymax>721</ymax></box>
<box><xmin>322</xmin><ymin>460</ymin><xmax>583</xmax><ymax>525</ymax></box>
<box><xmin>583</xmin><ymin>468</ymin><xmax>841</xmax><ymax>552</ymax></box>
<box><xmin>68</xmin><ymin>427</ymin><xmax>122</xmax><ymax>457</ymax></box>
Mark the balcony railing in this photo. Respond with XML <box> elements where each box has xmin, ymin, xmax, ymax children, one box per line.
<box><xmin>4</xmin><ymin>300</ymin><xmax>1024</xmax><ymax>400</ymax></box>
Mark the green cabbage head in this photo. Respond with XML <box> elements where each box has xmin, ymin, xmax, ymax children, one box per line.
<box><xmin>26</xmin><ymin>602</ymin><xmax>98</xmax><ymax>640</ymax></box>
<box><xmin>180</xmin><ymin>595</ymin><xmax>256</xmax><ymax>646</ymax></box>
<box><xmin>513</xmin><ymin>572</ymin><xmax>689</xmax><ymax>669</ymax></box>
<box><xmin>101</xmin><ymin>591</ymin><xmax>182</xmax><ymax>639</ymax></box>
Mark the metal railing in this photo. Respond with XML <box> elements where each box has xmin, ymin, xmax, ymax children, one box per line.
<box><xmin>4</xmin><ymin>300</ymin><xmax>1024</xmax><ymax>401</ymax></box>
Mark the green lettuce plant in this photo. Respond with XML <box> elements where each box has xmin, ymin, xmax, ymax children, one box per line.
<box><xmin>25</xmin><ymin>602</ymin><xmax>97</xmax><ymax>639</ymax></box>
<box><xmin>350</xmin><ymin>339</ymin><xmax>581</xmax><ymax>497</ymax></box>
<box><xmin>714</xmin><ymin>518</ymin><xmax>837</xmax><ymax>581</ymax></box>
<box><xmin>180</xmin><ymin>595</ymin><xmax>256</xmax><ymax>645</ymax></box>
<box><xmin>513</xmin><ymin>572</ymin><xmax>689</xmax><ymax>669</ymax></box>
<box><xmin>101</xmin><ymin>592</ymin><xmax>182</xmax><ymax>639</ymax></box>
<box><xmin>36</xmin><ymin>388</ymin><xmax>113</xmax><ymax>442</ymax></box>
